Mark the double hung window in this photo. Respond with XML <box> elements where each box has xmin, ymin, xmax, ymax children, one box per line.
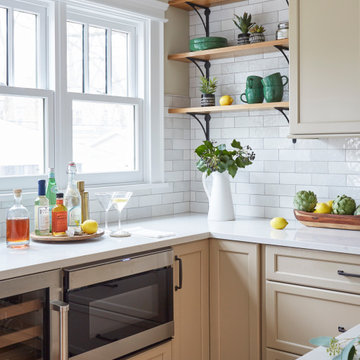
<box><xmin>0</xmin><ymin>0</ymin><xmax>165</xmax><ymax>191</ymax></box>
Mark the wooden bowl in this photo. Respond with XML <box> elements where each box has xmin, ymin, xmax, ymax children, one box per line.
<box><xmin>294</xmin><ymin>210</ymin><xmax>360</xmax><ymax>231</ymax></box>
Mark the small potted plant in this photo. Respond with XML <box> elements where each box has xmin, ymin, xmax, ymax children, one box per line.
<box><xmin>249</xmin><ymin>25</ymin><xmax>266</xmax><ymax>44</ymax></box>
<box><xmin>233</xmin><ymin>12</ymin><xmax>254</xmax><ymax>45</ymax></box>
<box><xmin>200</xmin><ymin>76</ymin><xmax>217</xmax><ymax>107</ymax></box>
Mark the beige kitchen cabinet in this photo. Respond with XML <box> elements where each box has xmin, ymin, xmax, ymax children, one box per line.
<box><xmin>127</xmin><ymin>341</ymin><xmax>172</xmax><ymax>360</ymax></box>
<box><xmin>172</xmin><ymin>240</ymin><xmax>209</xmax><ymax>360</ymax></box>
<box><xmin>210</xmin><ymin>239</ymin><xmax>261</xmax><ymax>360</ymax></box>
<box><xmin>289</xmin><ymin>0</ymin><xmax>360</xmax><ymax>136</ymax></box>
<box><xmin>265</xmin><ymin>281</ymin><xmax>360</xmax><ymax>356</ymax></box>
<box><xmin>266</xmin><ymin>348</ymin><xmax>299</xmax><ymax>360</ymax></box>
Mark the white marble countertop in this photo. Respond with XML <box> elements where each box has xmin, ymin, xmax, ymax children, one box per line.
<box><xmin>299</xmin><ymin>324</ymin><xmax>360</xmax><ymax>359</ymax></box>
<box><xmin>1</xmin><ymin>213</ymin><xmax>360</xmax><ymax>280</ymax></box>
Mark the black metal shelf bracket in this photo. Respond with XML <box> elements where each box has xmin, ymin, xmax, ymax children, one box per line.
<box><xmin>274</xmin><ymin>107</ymin><xmax>296</xmax><ymax>143</ymax></box>
<box><xmin>286</xmin><ymin>0</ymin><xmax>289</xmax><ymax>6</ymax></box>
<box><xmin>186</xmin><ymin>2</ymin><xmax>211</xmax><ymax>37</ymax></box>
<box><xmin>187</xmin><ymin>57</ymin><xmax>211</xmax><ymax>79</ymax></box>
<box><xmin>274</xmin><ymin>45</ymin><xmax>289</xmax><ymax>64</ymax></box>
<box><xmin>188</xmin><ymin>113</ymin><xmax>211</xmax><ymax>140</ymax></box>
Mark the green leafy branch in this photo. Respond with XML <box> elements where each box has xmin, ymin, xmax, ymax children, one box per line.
<box><xmin>195</xmin><ymin>139</ymin><xmax>255</xmax><ymax>178</ymax></box>
<box><xmin>310</xmin><ymin>336</ymin><xmax>360</xmax><ymax>359</ymax></box>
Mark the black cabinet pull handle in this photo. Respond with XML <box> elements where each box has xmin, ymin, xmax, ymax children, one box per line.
<box><xmin>175</xmin><ymin>256</ymin><xmax>183</xmax><ymax>291</ymax></box>
<box><xmin>338</xmin><ymin>326</ymin><xmax>346</xmax><ymax>333</ymax></box>
<box><xmin>337</xmin><ymin>270</ymin><xmax>360</xmax><ymax>278</ymax></box>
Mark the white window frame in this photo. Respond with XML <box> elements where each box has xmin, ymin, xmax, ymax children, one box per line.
<box><xmin>0</xmin><ymin>0</ymin><xmax>54</xmax><ymax>192</ymax></box>
<box><xmin>0</xmin><ymin>0</ymin><xmax>167</xmax><ymax>193</ymax></box>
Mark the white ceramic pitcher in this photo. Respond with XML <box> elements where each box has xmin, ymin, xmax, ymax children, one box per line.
<box><xmin>202</xmin><ymin>172</ymin><xmax>235</xmax><ymax>221</ymax></box>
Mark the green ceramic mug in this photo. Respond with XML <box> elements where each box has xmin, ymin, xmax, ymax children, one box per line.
<box><xmin>263</xmin><ymin>85</ymin><xmax>284</xmax><ymax>103</ymax></box>
<box><xmin>261</xmin><ymin>72</ymin><xmax>288</xmax><ymax>88</ymax></box>
<box><xmin>241</xmin><ymin>87</ymin><xmax>264</xmax><ymax>104</ymax></box>
<box><xmin>246</xmin><ymin>75</ymin><xmax>263</xmax><ymax>89</ymax></box>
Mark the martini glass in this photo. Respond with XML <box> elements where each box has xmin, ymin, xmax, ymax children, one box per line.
<box><xmin>111</xmin><ymin>191</ymin><xmax>132</xmax><ymax>237</ymax></box>
<box><xmin>95</xmin><ymin>193</ymin><xmax>113</xmax><ymax>234</ymax></box>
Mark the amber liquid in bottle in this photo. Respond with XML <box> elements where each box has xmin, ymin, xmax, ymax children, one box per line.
<box><xmin>52</xmin><ymin>193</ymin><xmax>68</xmax><ymax>236</ymax></box>
<box><xmin>6</xmin><ymin>189</ymin><xmax>30</xmax><ymax>248</ymax></box>
<box><xmin>6</xmin><ymin>219</ymin><xmax>30</xmax><ymax>247</ymax></box>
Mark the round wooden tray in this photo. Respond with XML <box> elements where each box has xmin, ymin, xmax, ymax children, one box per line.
<box><xmin>31</xmin><ymin>229</ymin><xmax>105</xmax><ymax>242</ymax></box>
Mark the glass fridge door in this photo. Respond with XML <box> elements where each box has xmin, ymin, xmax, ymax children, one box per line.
<box><xmin>0</xmin><ymin>288</ymin><xmax>49</xmax><ymax>359</ymax></box>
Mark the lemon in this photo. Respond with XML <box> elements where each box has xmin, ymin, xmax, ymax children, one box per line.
<box><xmin>270</xmin><ymin>217</ymin><xmax>288</xmax><ymax>230</ymax></box>
<box><xmin>81</xmin><ymin>220</ymin><xmax>98</xmax><ymax>234</ymax></box>
<box><xmin>327</xmin><ymin>200</ymin><xmax>334</xmax><ymax>209</ymax></box>
<box><xmin>313</xmin><ymin>202</ymin><xmax>331</xmax><ymax>214</ymax></box>
<box><xmin>219</xmin><ymin>95</ymin><xmax>233</xmax><ymax>106</ymax></box>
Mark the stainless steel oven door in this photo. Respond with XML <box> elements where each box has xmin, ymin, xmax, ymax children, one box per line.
<box><xmin>63</xmin><ymin>248</ymin><xmax>174</xmax><ymax>360</ymax></box>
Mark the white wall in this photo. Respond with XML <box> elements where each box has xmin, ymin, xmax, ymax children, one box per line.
<box><xmin>188</xmin><ymin>0</ymin><xmax>360</xmax><ymax>220</ymax></box>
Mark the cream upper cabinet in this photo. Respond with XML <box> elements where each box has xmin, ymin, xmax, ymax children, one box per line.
<box><xmin>210</xmin><ymin>239</ymin><xmax>261</xmax><ymax>360</ymax></box>
<box><xmin>172</xmin><ymin>240</ymin><xmax>209</xmax><ymax>360</ymax></box>
<box><xmin>289</xmin><ymin>0</ymin><xmax>360</xmax><ymax>136</ymax></box>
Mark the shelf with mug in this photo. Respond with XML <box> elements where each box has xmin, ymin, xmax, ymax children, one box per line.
<box><xmin>168</xmin><ymin>101</ymin><xmax>289</xmax><ymax>115</ymax></box>
<box><xmin>168</xmin><ymin>0</ymin><xmax>244</xmax><ymax>10</ymax></box>
<box><xmin>168</xmin><ymin>39</ymin><xmax>289</xmax><ymax>63</ymax></box>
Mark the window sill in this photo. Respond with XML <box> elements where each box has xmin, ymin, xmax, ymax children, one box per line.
<box><xmin>0</xmin><ymin>182</ymin><xmax>171</xmax><ymax>201</ymax></box>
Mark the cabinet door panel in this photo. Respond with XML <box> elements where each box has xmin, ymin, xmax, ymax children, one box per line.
<box><xmin>127</xmin><ymin>341</ymin><xmax>172</xmax><ymax>360</ymax></box>
<box><xmin>266</xmin><ymin>281</ymin><xmax>360</xmax><ymax>355</ymax></box>
<box><xmin>290</xmin><ymin>0</ymin><xmax>360</xmax><ymax>135</ymax></box>
<box><xmin>266</xmin><ymin>348</ymin><xmax>299</xmax><ymax>360</ymax></box>
<box><xmin>210</xmin><ymin>240</ymin><xmax>260</xmax><ymax>360</ymax></box>
<box><xmin>172</xmin><ymin>240</ymin><xmax>209</xmax><ymax>360</ymax></box>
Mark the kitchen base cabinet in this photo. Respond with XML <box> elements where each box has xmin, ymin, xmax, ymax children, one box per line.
<box><xmin>126</xmin><ymin>341</ymin><xmax>172</xmax><ymax>360</ymax></box>
<box><xmin>210</xmin><ymin>239</ymin><xmax>261</xmax><ymax>360</ymax></box>
<box><xmin>266</xmin><ymin>348</ymin><xmax>299</xmax><ymax>360</ymax></box>
<box><xmin>265</xmin><ymin>281</ymin><xmax>360</xmax><ymax>356</ymax></box>
<box><xmin>172</xmin><ymin>240</ymin><xmax>209</xmax><ymax>360</ymax></box>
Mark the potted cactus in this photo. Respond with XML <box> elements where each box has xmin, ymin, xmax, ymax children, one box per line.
<box><xmin>249</xmin><ymin>25</ymin><xmax>266</xmax><ymax>44</ymax></box>
<box><xmin>233</xmin><ymin>12</ymin><xmax>254</xmax><ymax>45</ymax></box>
<box><xmin>200</xmin><ymin>76</ymin><xmax>217</xmax><ymax>107</ymax></box>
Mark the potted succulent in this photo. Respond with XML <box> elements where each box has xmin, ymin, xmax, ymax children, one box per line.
<box><xmin>249</xmin><ymin>25</ymin><xmax>266</xmax><ymax>44</ymax></box>
<box><xmin>233</xmin><ymin>12</ymin><xmax>254</xmax><ymax>45</ymax></box>
<box><xmin>195</xmin><ymin>139</ymin><xmax>255</xmax><ymax>221</ymax></box>
<box><xmin>200</xmin><ymin>76</ymin><xmax>217</xmax><ymax>107</ymax></box>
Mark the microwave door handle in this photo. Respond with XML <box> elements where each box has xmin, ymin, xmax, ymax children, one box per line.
<box><xmin>51</xmin><ymin>300</ymin><xmax>69</xmax><ymax>360</ymax></box>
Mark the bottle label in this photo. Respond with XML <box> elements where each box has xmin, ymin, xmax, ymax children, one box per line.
<box><xmin>52</xmin><ymin>212</ymin><xmax>67</xmax><ymax>233</ymax></box>
<box><xmin>68</xmin><ymin>206</ymin><xmax>81</xmax><ymax>227</ymax></box>
<box><xmin>38</xmin><ymin>206</ymin><xmax>50</xmax><ymax>231</ymax></box>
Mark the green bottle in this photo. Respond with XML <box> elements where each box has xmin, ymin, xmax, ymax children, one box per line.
<box><xmin>46</xmin><ymin>168</ymin><xmax>58</xmax><ymax>231</ymax></box>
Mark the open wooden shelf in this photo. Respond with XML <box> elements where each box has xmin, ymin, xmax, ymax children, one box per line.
<box><xmin>168</xmin><ymin>101</ymin><xmax>289</xmax><ymax>115</ymax></box>
<box><xmin>168</xmin><ymin>0</ymin><xmax>244</xmax><ymax>10</ymax></box>
<box><xmin>0</xmin><ymin>299</ymin><xmax>42</xmax><ymax>320</ymax></box>
<box><xmin>168</xmin><ymin>39</ymin><xmax>289</xmax><ymax>62</ymax></box>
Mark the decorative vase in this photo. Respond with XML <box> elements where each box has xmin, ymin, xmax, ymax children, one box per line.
<box><xmin>237</xmin><ymin>33</ymin><xmax>250</xmax><ymax>45</ymax></box>
<box><xmin>249</xmin><ymin>33</ymin><xmax>265</xmax><ymax>44</ymax></box>
<box><xmin>202</xmin><ymin>172</ymin><xmax>235</xmax><ymax>221</ymax></box>
<box><xmin>201</xmin><ymin>94</ymin><xmax>215</xmax><ymax>107</ymax></box>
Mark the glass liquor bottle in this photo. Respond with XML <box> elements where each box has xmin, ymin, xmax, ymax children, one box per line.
<box><xmin>64</xmin><ymin>162</ymin><xmax>81</xmax><ymax>234</ymax></box>
<box><xmin>6</xmin><ymin>189</ymin><xmax>30</xmax><ymax>248</ymax></box>
<box><xmin>52</xmin><ymin>193</ymin><xmax>68</xmax><ymax>236</ymax></box>
<box><xmin>35</xmin><ymin>180</ymin><xmax>50</xmax><ymax>235</ymax></box>
<box><xmin>46</xmin><ymin>168</ymin><xmax>58</xmax><ymax>232</ymax></box>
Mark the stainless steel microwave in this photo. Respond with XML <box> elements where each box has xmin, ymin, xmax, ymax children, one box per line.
<box><xmin>63</xmin><ymin>248</ymin><xmax>174</xmax><ymax>360</ymax></box>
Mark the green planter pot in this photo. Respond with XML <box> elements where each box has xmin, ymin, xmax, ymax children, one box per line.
<box><xmin>189</xmin><ymin>37</ymin><xmax>228</xmax><ymax>52</ymax></box>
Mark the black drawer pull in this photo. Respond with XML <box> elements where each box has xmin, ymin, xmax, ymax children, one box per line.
<box><xmin>338</xmin><ymin>326</ymin><xmax>346</xmax><ymax>333</ymax></box>
<box><xmin>337</xmin><ymin>270</ymin><xmax>360</xmax><ymax>278</ymax></box>
<box><xmin>175</xmin><ymin>256</ymin><xmax>183</xmax><ymax>291</ymax></box>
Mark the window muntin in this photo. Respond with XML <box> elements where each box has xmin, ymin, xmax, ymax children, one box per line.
<box><xmin>0</xmin><ymin>7</ymin><xmax>6</xmax><ymax>85</ymax></box>
<box><xmin>111</xmin><ymin>30</ymin><xmax>128</xmax><ymax>97</ymax></box>
<box><xmin>67</xmin><ymin>21</ymin><xmax>83</xmax><ymax>93</ymax></box>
